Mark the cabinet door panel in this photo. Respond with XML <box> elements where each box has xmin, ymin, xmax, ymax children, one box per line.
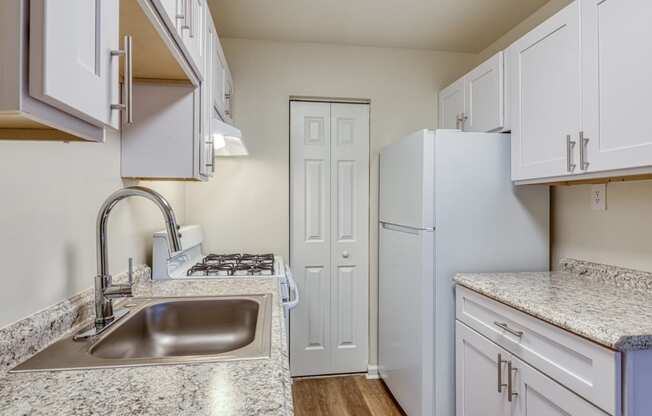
<box><xmin>509</xmin><ymin>2</ymin><xmax>581</xmax><ymax>181</ymax></box>
<box><xmin>212</xmin><ymin>50</ymin><xmax>226</xmax><ymax>116</ymax></box>
<box><xmin>511</xmin><ymin>356</ymin><xmax>610</xmax><ymax>416</ymax></box>
<box><xmin>30</xmin><ymin>0</ymin><xmax>119</xmax><ymax>129</ymax></box>
<box><xmin>439</xmin><ymin>78</ymin><xmax>465</xmax><ymax>130</ymax></box>
<box><xmin>465</xmin><ymin>52</ymin><xmax>504</xmax><ymax>132</ymax></box>
<box><xmin>456</xmin><ymin>322</ymin><xmax>509</xmax><ymax>416</ymax></box>
<box><xmin>582</xmin><ymin>0</ymin><xmax>652</xmax><ymax>173</ymax></box>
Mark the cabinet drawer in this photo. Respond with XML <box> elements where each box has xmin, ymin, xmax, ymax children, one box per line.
<box><xmin>456</xmin><ymin>286</ymin><xmax>620</xmax><ymax>415</ymax></box>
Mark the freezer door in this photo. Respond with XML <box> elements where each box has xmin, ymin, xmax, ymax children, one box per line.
<box><xmin>379</xmin><ymin>130</ymin><xmax>434</xmax><ymax>229</ymax></box>
<box><xmin>378</xmin><ymin>222</ymin><xmax>434</xmax><ymax>416</ymax></box>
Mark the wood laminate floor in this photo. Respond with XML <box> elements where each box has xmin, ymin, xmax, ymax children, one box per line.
<box><xmin>292</xmin><ymin>375</ymin><xmax>405</xmax><ymax>416</ymax></box>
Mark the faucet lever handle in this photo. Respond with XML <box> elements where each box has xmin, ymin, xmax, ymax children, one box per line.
<box><xmin>128</xmin><ymin>257</ymin><xmax>134</xmax><ymax>286</ymax></box>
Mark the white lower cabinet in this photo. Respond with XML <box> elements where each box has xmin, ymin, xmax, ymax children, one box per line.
<box><xmin>457</xmin><ymin>321</ymin><xmax>610</xmax><ymax>416</ymax></box>
<box><xmin>456</xmin><ymin>321</ymin><xmax>508</xmax><ymax>416</ymax></box>
<box><xmin>456</xmin><ymin>285</ymin><xmax>622</xmax><ymax>416</ymax></box>
<box><xmin>512</xmin><ymin>355</ymin><xmax>609</xmax><ymax>416</ymax></box>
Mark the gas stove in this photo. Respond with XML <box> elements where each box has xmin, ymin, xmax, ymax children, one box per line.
<box><xmin>152</xmin><ymin>225</ymin><xmax>286</xmax><ymax>280</ymax></box>
<box><xmin>186</xmin><ymin>253</ymin><xmax>276</xmax><ymax>277</ymax></box>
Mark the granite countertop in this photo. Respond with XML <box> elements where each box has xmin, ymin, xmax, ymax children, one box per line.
<box><xmin>0</xmin><ymin>272</ymin><xmax>293</xmax><ymax>416</ymax></box>
<box><xmin>455</xmin><ymin>259</ymin><xmax>652</xmax><ymax>352</ymax></box>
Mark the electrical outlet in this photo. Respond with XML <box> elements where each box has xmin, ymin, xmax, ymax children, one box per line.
<box><xmin>591</xmin><ymin>184</ymin><xmax>607</xmax><ymax>211</ymax></box>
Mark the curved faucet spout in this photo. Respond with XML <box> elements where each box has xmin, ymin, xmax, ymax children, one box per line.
<box><xmin>95</xmin><ymin>186</ymin><xmax>182</xmax><ymax>327</ymax></box>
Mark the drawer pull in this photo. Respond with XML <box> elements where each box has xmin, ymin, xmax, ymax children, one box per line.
<box><xmin>497</xmin><ymin>353</ymin><xmax>508</xmax><ymax>393</ymax></box>
<box><xmin>494</xmin><ymin>321</ymin><xmax>523</xmax><ymax>338</ymax></box>
<box><xmin>507</xmin><ymin>360</ymin><xmax>519</xmax><ymax>402</ymax></box>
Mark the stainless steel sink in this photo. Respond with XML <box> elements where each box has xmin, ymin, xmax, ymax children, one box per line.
<box><xmin>11</xmin><ymin>294</ymin><xmax>272</xmax><ymax>372</ymax></box>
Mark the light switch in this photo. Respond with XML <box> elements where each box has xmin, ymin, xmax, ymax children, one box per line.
<box><xmin>591</xmin><ymin>184</ymin><xmax>607</xmax><ymax>211</ymax></box>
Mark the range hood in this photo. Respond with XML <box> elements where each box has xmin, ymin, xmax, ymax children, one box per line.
<box><xmin>212</xmin><ymin>118</ymin><xmax>248</xmax><ymax>156</ymax></box>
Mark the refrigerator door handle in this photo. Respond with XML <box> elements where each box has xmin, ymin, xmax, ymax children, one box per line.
<box><xmin>381</xmin><ymin>222</ymin><xmax>434</xmax><ymax>234</ymax></box>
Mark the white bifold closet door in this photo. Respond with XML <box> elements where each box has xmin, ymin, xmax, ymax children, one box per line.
<box><xmin>290</xmin><ymin>101</ymin><xmax>369</xmax><ymax>377</ymax></box>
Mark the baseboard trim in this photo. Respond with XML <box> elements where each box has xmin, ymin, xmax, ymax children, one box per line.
<box><xmin>366</xmin><ymin>364</ymin><xmax>380</xmax><ymax>379</ymax></box>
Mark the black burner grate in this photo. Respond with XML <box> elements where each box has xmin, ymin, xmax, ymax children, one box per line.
<box><xmin>187</xmin><ymin>253</ymin><xmax>276</xmax><ymax>276</ymax></box>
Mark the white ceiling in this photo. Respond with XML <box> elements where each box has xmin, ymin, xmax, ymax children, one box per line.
<box><xmin>207</xmin><ymin>0</ymin><xmax>550</xmax><ymax>53</ymax></box>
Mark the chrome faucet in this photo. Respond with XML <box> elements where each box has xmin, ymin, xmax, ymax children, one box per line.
<box><xmin>93</xmin><ymin>186</ymin><xmax>182</xmax><ymax>331</ymax></box>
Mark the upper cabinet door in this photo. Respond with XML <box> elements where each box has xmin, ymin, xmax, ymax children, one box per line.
<box><xmin>29</xmin><ymin>0</ymin><xmax>120</xmax><ymax>130</ymax></box>
<box><xmin>212</xmin><ymin>51</ymin><xmax>226</xmax><ymax>117</ymax></box>
<box><xmin>581</xmin><ymin>0</ymin><xmax>652</xmax><ymax>173</ymax></box>
<box><xmin>508</xmin><ymin>2</ymin><xmax>581</xmax><ymax>181</ymax></box>
<box><xmin>439</xmin><ymin>78</ymin><xmax>465</xmax><ymax>130</ymax></box>
<box><xmin>178</xmin><ymin>0</ymin><xmax>205</xmax><ymax>76</ymax></box>
<box><xmin>464</xmin><ymin>52</ymin><xmax>504</xmax><ymax>133</ymax></box>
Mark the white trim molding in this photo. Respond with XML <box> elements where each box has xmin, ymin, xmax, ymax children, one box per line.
<box><xmin>366</xmin><ymin>364</ymin><xmax>380</xmax><ymax>380</ymax></box>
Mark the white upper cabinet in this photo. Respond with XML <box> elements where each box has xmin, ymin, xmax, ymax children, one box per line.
<box><xmin>508</xmin><ymin>2</ymin><xmax>581</xmax><ymax>182</ymax></box>
<box><xmin>439</xmin><ymin>78</ymin><xmax>465</xmax><ymax>130</ymax></box>
<box><xmin>121</xmin><ymin>82</ymin><xmax>205</xmax><ymax>180</ymax></box>
<box><xmin>509</xmin><ymin>0</ymin><xmax>652</xmax><ymax>183</ymax></box>
<box><xmin>439</xmin><ymin>52</ymin><xmax>505</xmax><ymax>132</ymax></box>
<box><xmin>581</xmin><ymin>0</ymin><xmax>652</xmax><ymax>173</ymax></box>
<box><xmin>0</xmin><ymin>0</ymin><xmax>105</xmax><ymax>142</ymax></box>
<box><xmin>464</xmin><ymin>52</ymin><xmax>504</xmax><ymax>133</ymax></box>
<box><xmin>185</xmin><ymin>0</ymin><xmax>206</xmax><ymax>77</ymax></box>
<box><xmin>29</xmin><ymin>0</ymin><xmax>120</xmax><ymax>130</ymax></box>
<box><xmin>212</xmin><ymin>45</ymin><xmax>226</xmax><ymax>117</ymax></box>
<box><xmin>202</xmin><ymin>13</ymin><xmax>217</xmax><ymax>178</ymax></box>
<box><xmin>224</xmin><ymin>74</ymin><xmax>234</xmax><ymax>121</ymax></box>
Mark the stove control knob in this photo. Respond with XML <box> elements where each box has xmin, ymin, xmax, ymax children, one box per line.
<box><xmin>342</xmin><ymin>251</ymin><xmax>350</xmax><ymax>259</ymax></box>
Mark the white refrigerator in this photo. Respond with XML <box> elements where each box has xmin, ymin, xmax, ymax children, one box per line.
<box><xmin>378</xmin><ymin>129</ymin><xmax>549</xmax><ymax>416</ymax></box>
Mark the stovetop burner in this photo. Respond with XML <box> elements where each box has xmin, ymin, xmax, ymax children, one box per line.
<box><xmin>187</xmin><ymin>253</ymin><xmax>275</xmax><ymax>276</ymax></box>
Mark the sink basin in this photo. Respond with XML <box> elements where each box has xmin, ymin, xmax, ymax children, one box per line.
<box><xmin>91</xmin><ymin>298</ymin><xmax>259</xmax><ymax>359</ymax></box>
<box><xmin>11</xmin><ymin>294</ymin><xmax>272</xmax><ymax>372</ymax></box>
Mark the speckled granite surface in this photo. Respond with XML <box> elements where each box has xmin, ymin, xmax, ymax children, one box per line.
<box><xmin>455</xmin><ymin>259</ymin><xmax>652</xmax><ymax>351</ymax></box>
<box><xmin>0</xmin><ymin>271</ymin><xmax>293</xmax><ymax>416</ymax></box>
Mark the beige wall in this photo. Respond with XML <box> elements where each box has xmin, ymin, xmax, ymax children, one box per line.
<box><xmin>552</xmin><ymin>181</ymin><xmax>652</xmax><ymax>271</ymax></box>
<box><xmin>185</xmin><ymin>38</ymin><xmax>476</xmax><ymax>364</ymax></box>
<box><xmin>0</xmin><ymin>131</ymin><xmax>186</xmax><ymax>328</ymax></box>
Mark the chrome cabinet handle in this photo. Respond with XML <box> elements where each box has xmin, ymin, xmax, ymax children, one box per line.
<box><xmin>205</xmin><ymin>140</ymin><xmax>215</xmax><ymax>172</ymax></box>
<box><xmin>210</xmin><ymin>139</ymin><xmax>215</xmax><ymax>174</ymax></box>
<box><xmin>566</xmin><ymin>134</ymin><xmax>576</xmax><ymax>172</ymax></box>
<box><xmin>497</xmin><ymin>353</ymin><xmax>508</xmax><ymax>393</ymax></box>
<box><xmin>507</xmin><ymin>361</ymin><xmax>518</xmax><ymax>402</ymax></box>
<box><xmin>494</xmin><ymin>321</ymin><xmax>523</xmax><ymax>338</ymax></box>
<box><xmin>455</xmin><ymin>113</ymin><xmax>467</xmax><ymax>130</ymax></box>
<box><xmin>111</xmin><ymin>35</ymin><xmax>133</xmax><ymax>124</ymax></box>
<box><xmin>579</xmin><ymin>131</ymin><xmax>590</xmax><ymax>171</ymax></box>
<box><xmin>127</xmin><ymin>257</ymin><xmax>134</xmax><ymax>286</ymax></box>
<box><xmin>177</xmin><ymin>0</ymin><xmax>189</xmax><ymax>29</ymax></box>
<box><xmin>188</xmin><ymin>0</ymin><xmax>194</xmax><ymax>38</ymax></box>
<box><xmin>225</xmin><ymin>92</ymin><xmax>232</xmax><ymax>117</ymax></box>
